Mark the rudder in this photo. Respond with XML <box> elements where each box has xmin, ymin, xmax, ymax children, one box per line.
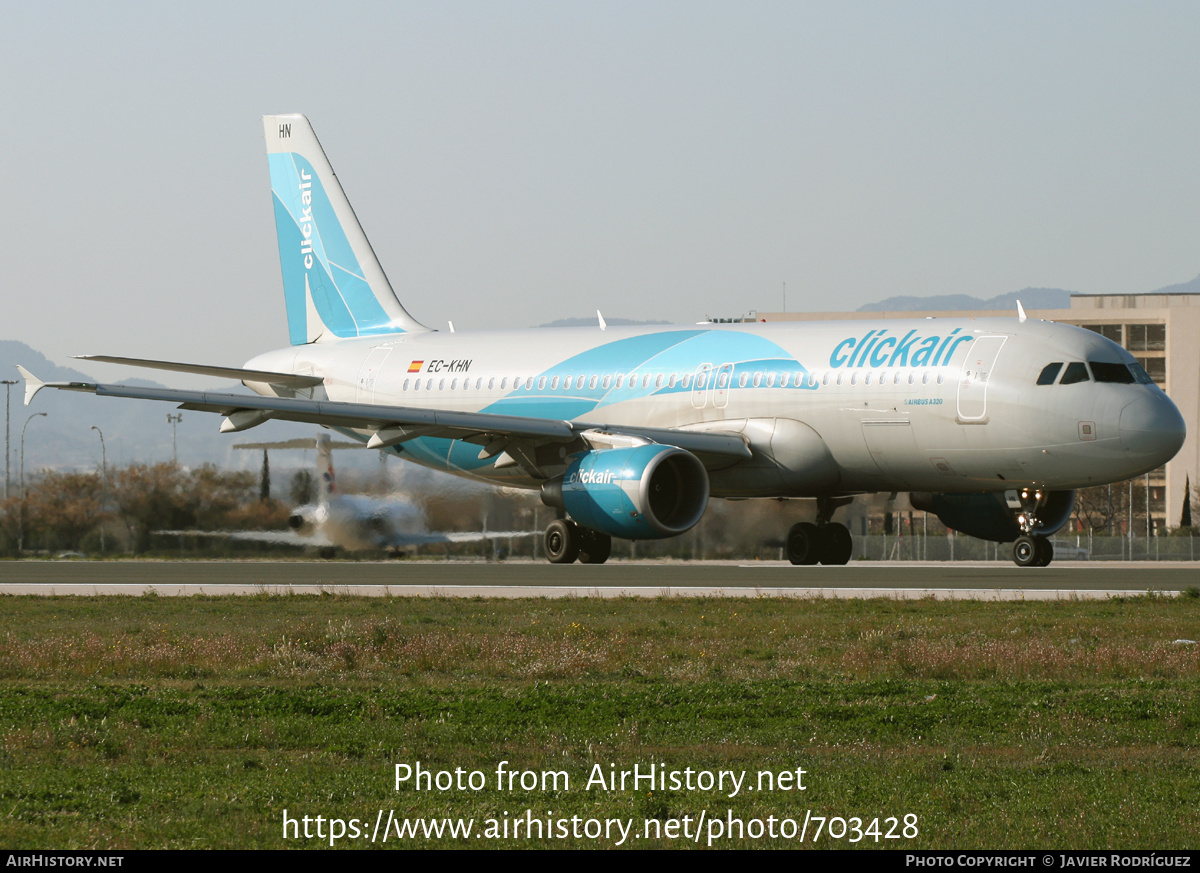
<box><xmin>264</xmin><ymin>114</ymin><xmax>428</xmax><ymax>344</ymax></box>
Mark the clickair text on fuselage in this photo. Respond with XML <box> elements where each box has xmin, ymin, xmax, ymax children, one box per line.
<box><xmin>829</xmin><ymin>329</ymin><xmax>974</xmax><ymax>370</ymax></box>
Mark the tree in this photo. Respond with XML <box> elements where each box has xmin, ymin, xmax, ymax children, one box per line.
<box><xmin>260</xmin><ymin>449</ymin><xmax>271</xmax><ymax>502</ymax></box>
<box><xmin>17</xmin><ymin>470</ymin><xmax>103</xmax><ymax>552</ymax></box>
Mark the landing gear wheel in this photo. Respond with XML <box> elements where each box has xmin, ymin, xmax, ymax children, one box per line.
<box><xmin>819</xmin><ymin>523</ymin><xmax>853</xmax><ymax>565</ymax></box>
<box><xmin>1034</xmin><ymin>536</ymin><xmax>1054</xmax><ymax>567</ymax></box>
<box><xmin>578</xmin><ymin>529</ymin><xmax>612</xmax><ymax>564</ymax></box>
<box><xmin>545</xmin><ymin>519</ymin><xmax>581</xmax><ymax>564</ymax></box>
<box><xmin>1012</xmin><ymin>535</ymin><xmax>1042</xmax><ymax>568</ymax></box>
<box><xmin>786</xmin><ymin>522</ymin><xmax>822</xmax><ymax>565</ymax></box>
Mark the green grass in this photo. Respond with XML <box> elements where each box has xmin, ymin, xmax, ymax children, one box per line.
<box><xmin>0</xmin><ymin>594</ymin><xmax>1197</xmax><ymax>848</ymax></box>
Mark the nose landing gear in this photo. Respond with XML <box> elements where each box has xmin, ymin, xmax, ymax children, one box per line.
<box><xmin>1012</xmin><ymin>535</ymin><xmax>1053</xmax><ymax>567</ymax></box>
<box><xmin>1008</xmin><ymin>488</ymin><xmax>1055</xmax><ymax>567</ymax></box>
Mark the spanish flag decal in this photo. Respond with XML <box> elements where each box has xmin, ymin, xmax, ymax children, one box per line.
<box><xmin>408</xmin><ymin>361</ymin><xmax>424</xmax><ymax>373</ymax></box>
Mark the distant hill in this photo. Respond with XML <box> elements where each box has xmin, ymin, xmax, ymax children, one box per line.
<box><xmin>856</xmin><ymin>273</ymin><xmax>1200</xmax><ymax>313</ymax></box>
<box><xmin>1146</xmin><ymin>273</ymin><xmax>1200</xmax><ymax>295</ymax></box>
<box><xmin>857</xmin><ymin>288</ymin><xmax>1073</xmax><ymax>313</ymax></box>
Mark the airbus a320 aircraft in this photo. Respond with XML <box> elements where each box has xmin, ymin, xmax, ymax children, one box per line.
<box><xmin>20</xmin><ymin>115</ymin><xmax>1186</xmax><ymax>567</ymax></box>
<box><xmin>161</xmin><ymin>435</ymin><xmax>529</xmax><ymax>554</ymax></box>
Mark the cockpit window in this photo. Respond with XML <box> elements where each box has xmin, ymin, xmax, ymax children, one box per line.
<box><xmin>1060</xmin><ymin>362</ymin><xmax>1090</xmax><ymax>385</ymax></box>
<box><xmin>1036</xmin><ymin>363</ymin><xmax>1063</xmax><ymax>385</ymax></box>
<box><xmin>1128</xmin><ymin>361</ymin><xmax>1154</xmax><ymax>384</ymax></box>
<box><xmin>1089</xmin><ymin>361</ymin><xmax>1136</xmax><ymax>384</ymax></box>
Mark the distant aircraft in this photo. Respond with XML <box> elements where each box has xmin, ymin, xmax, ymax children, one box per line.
<box><xmin>164</xmin><ymin>434</ymin><xmax>529</xmax><ymax>554</ymax></box>
<box><xmin>19</xmin><ymin>114</ymin><xmax>1186</xmax><ymax>566</ymax></box>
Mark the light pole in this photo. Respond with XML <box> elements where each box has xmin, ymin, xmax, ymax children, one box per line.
<box><xmin>1</xmin><ymin>379</ymin><xmax>16</xmax><ymax>501</ymax></box>
<box><xmin>91</xmin><ymin>426</ymin><xmax>107</xmax><ymax>554</ymax></box>
<box><xmin>166</xmin><ymin>413</ymin><xmax>182</xmax><ymax>465</ymax></box>
<box><xmin>19</xmin><ymin>412</ymin><xmax>47</xmax><ymax>555</ymax></box>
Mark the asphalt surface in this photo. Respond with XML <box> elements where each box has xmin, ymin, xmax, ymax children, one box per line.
<box><xmin>0</xmin><ymin>559</ymin><xmax>1192</xmax><ymax>599</ymax></box>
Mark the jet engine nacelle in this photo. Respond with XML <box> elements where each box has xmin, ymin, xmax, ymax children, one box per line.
<box><xmin>909</xmin><ymin>490</ymin><xmax>1075</xmax><ymax>543</ymax></box>
<box><xmin>287</xmin><ymin>506</ymin><xmax>320</xmax><ymax>538</ymax></box>
<box><xmin>541</xmin><ymin>445</ymin><xmax>709</xmax><ymax>539</ymax></box>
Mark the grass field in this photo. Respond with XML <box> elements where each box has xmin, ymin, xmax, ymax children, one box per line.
<box><xmin>1</xmin><ymin>593</ymin><xmax>1198</xmax><ymax>848</ymax></box>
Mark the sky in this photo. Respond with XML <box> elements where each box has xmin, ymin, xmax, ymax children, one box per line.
<box><xmin>3</xmin><ymin>1</ymin><xmax>1199</xmax><ymax>383</ymax></box>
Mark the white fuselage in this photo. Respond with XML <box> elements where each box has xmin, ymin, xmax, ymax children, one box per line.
<box><xmin>244</xmin><ymin>317</ymin><xmax>1185</xmax><ymax>498</ymax></box>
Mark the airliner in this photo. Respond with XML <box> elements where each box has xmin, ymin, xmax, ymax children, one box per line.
<box><xmin>160</xmin><ymin>435</ymin><xmax>529</xmax><ymax>554</ymax></box>
<box><xmin>19</xmin><ymin>114</ymin><xmax>1186</xmax><ymax>567</ymax></box>
<box><xmin>225</xmin><ymin>436</ymin><xmax>530</xmax><ymax>551</ymax></box>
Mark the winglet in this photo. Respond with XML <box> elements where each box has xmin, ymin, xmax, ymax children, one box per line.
<box><xmin>16</xmin><ymin>366</ymin><xmax>44</xmax><ymax>406</ymax></box>
<box><xmin>1016</xmin><ymin>300</ymin><xmax>1027</xmax><ymax>323</ymax></box>
<box><xmin>597</xmin><ymin>310</ymin><xmax>607</xmax><ymax>331</ymax></box>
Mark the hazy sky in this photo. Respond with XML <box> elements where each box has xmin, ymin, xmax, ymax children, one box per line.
<box><xmin>4</xmin><ymin>1</ymin><xmax>1198</xmax><ymax>382</ymax></box>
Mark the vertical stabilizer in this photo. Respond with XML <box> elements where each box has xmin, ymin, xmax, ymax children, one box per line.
<box><xmin>264</xmin><ymin>114</ymin><xmax>429</xmax><ymax>344</ymax></box>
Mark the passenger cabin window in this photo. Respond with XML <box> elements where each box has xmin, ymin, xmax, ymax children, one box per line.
<box><xmin>1089</xmin><ymin>361</ymin><xmax>1136</xmax><ymax>384</ymax></box>
<box><xmin>1037</xmin><ymin>363</ymin><xmax>1063</xmax><ymax>385</ymax></box>
<box><xmin>1060</xmin><ymin>362</ymin><xmax>1090</xmax><ymax>385</ymax></box>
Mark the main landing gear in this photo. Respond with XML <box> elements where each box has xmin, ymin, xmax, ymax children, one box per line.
<box><xmin>786</xmin><ymin>496</ymin><xmax>854</xmax><ymax>566</ymax></box>
<box><xmin>786</xmin><ymin>522</ymin><xmax>853</xmax><ymax>565</ymax></box>
<box><xmin>544</xmin><ymin>519</ymin><xmax>612</xmax><ymax>565</ymax></box>
<box><xmin>1008</xmin><ymin>488</ymin><xmax>1055</xmax><ymax>567</ymax></box>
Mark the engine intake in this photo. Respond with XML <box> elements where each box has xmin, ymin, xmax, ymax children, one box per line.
<box><xmin>542</xmin><ymin>445</ymin><xmax>709</xmax><ymax>539</ymax></box>
<box><xmin>287</xmin><ymin>508</ymin><xmax>318</xmax><ymax>538</ymax></box>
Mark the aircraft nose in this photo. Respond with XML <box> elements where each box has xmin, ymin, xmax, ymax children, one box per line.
<box><xmin>1119</xmin><ymin>392</ymin><xmax>1186</xmax><ymax>463</ymax></box>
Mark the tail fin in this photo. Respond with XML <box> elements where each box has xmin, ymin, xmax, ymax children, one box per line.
<box><xmin>264</xmin><ymin>114</ymin><xmax>429</xmax><ymax>345</ymax></box>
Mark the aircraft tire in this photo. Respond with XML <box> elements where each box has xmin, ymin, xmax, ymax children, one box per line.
<box><xmin>786</xmin><ymin>522</ymin><xmax>821</xmax><ymax>565</ymax></box>
<box><xmin>545</xmin><ymin>519</ymin><xmax>581</xmax><ymax>564</ymax></box>
<box><xmin>578</xmin><ymin>529</ymin><xmax>612</xmax><ymax>564</ymax></box>
<box><xmin>819</xmin><ymin>523</ymin><xmax>853</xmax><ymax>565</ymax></box>
<box><xmin>1012</xmin><ymin>535</ymin><xmax>1040</xmax><ymax>567</ymax></box>
<box><xmin>1034</xmin><ymin>536</ymin><xmax>1054</xmax><ymax>567</ymax></box>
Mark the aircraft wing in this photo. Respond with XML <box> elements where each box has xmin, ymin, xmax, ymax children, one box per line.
<box><xmin>156</xmin><ymin>529</ymin><xmax>334</xmax><ymax>547</ymax></box>
<box><xmin>73</xmin><ymin>355</ymin><xmax>325</xmax><ymax>388</ymax></box>
<box><xmin>397</xmin><ymin>530</ymin><xmax>538</xmax><ymax>546</ymax></box>
<box><xmin>19</xmin><ymin>369</ymin><xmax>752</xmax><ymax>470</ymax></box>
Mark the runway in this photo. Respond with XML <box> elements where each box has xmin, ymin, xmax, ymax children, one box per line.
<box><xmin>0</xmin><ymin>559</ymin><xmax>1192</xmax><ymax>599</ymax></box>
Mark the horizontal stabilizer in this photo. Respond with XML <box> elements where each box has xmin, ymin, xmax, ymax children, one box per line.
<box><xmin>75</xmin><ymin>355</ymin><xmax>324</xmax><ymax>388</ymax></box>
